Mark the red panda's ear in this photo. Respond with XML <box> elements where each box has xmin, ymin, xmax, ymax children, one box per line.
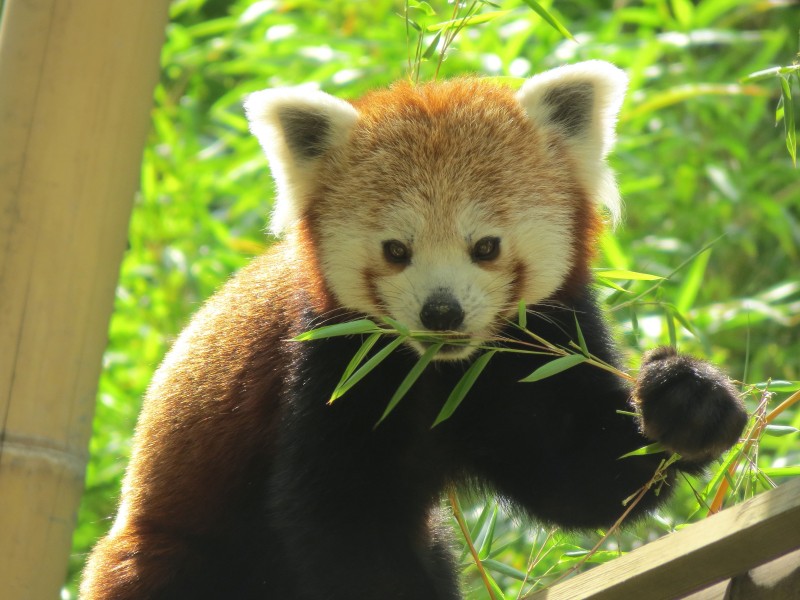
<box><xmin>517</xmin><ymin>61</ymin><xmax>628</xmax><ymax>224</ymax></box>
<box><xmin>245</xmin><ymin>86</ymin><xmax>358</xmax><ymax>235</ymax></box>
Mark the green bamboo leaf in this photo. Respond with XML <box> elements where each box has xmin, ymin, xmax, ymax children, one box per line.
<box><xmin>574</xmin><ymin>313</ymin><xmax>589</xmax><ymax>355</ymax></box>
<box><xmin>595</xmin><ymin>277</ymin><xmax>633</xmax><ymax>293</ymax></box>
<box><xmin>741</xmin><ymin>66</ymin><xmax>783</xmax><ymax>83</ymax></box>
<box><xmin>519</xmin><ymin>0</ymin><xmax>574</xmax><ymax>41</ymax></box>
<box><xmin>760</xmin><ymin>466</ymin><xmax>800</xmax><ymax>477</ymax></box>
<box><xmin>334</xmin><ymin>332</ymin><xmax>382</xmax><ymax>394</ymax></box>
<box><xmin>477</xmin><ymin>504</ymin><xmax>498</xmax><ymax>560</ymax></box>
<box><xmin>406</xmin><ymin>0</ymin><xmax>436</xmax><ymax>17</ymax></box>
<box><xmin>616</xmin><ymin>409</ymin><xmax>638</xmax><ymax>418</ymax></box>
<box><xmin>433</xmin><ymin>350</ymin><xmax>497</xmax><ymax>427</ymax></box>
<box><xmin>676</xmin><ymin>248</ymin><xmax>711</xmax><ymax>313</ymax></box>
<box><xmin>519</xmin><ymin>354</ymin><xmax>586</xmax><ymax>383</ymax></box>
<box><xmin>776</xmin><ymin>93</ymin><xmax>785</xmax><ymax>125</ymax></box>
<box><xmin>468</xmin><ymin>503</ymin><xmax>492</xmax><ymax>543</ymax></box>
<box><xmin>763</xmin><ymin>424</ymin><xmax>800</xmax><ymax>438</ymax></box>
<box><xmin>482</xmin><ymin>558</ymin><xmax>529</xmax><ymax>582</ymax></box>
<box><xmin>754</xmin><ymin>380</ymin><xmax>800</xmax><ymax>392</ymax></box>
<box><xmin>780</xmin><ymin>75</ymin><xmax>797</xmax><ymax>166</ymax></box>
<box><xmin>624</xmin><ymin>84</ymin><xmax>767</xmax><ymax>121</ymax></box>
<box><xmin>380</xmin><ymin>316</ymin><xmax>410</xmax><ymax>335</ymax></box>
<box><xmin>484</xmin><ymin>570</ymin><xmax>506</xmax><ymax>599</ymax></box>
<box><xmin>665</xmin><ymin>307</ymin><xmax>677</xmax><ymax>348</ymax></box>
<box><xmin>293</xmin><ymin>319</ymin><xmax>379</xmax><ymax>341</ymax></box>
<box><xmin>422</xmin><ymin>31</ymin><xmax>442</xmax><ymax>60</ymax></box>
<box><xmin>426</xmin><ymin>10</ymin><xmax>510</xmax><ymax>32</ymax></box>
<box><xmin>406</xmin><ymin>17</ymin><xmax>422</xmax><ymax>33</ymax></box>
<box><xmin>662</xmin><ymin>303</ymin><xmax>698</xmax><ymax>337</ymax></box>
<box><xmin>330</xmin><ymin>336</ymin><xmax>406</xmax><ymax>402</ymax></box>
<box><xmin>619</xmin><ymin>442</ymin><xmax>668</xmax><ymax>459</ymax></box>
<box><xmin>562</xmin><ymin>550</ymin><xmax>628</xmax><ymax>564</ymax></box>
<box><xmin>518</xmin><ymin>300</ymin><xmax>527</xmax><ymax>329</ymax></box>
<box><xmin>631</xmin><ymin>309</ymin><xmax>640</xmax><ymax>339</ymax></box>
<box><xmin>595</xmin><ymin>269</ymin><xmax>665</xmax><ymax>281</ymax></box>
<box><xmin>375</xmin><ymin>342</ymin><xmax>442</xmax><ymax>426</ymax></box>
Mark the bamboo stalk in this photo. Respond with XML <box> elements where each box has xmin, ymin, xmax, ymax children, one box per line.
<box><xmin>0</xmin><ymin>0</ymin><xmax>171</xmax><ymax>597</ymax></box>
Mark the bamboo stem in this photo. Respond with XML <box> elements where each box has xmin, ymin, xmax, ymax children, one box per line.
<box><xmin>0</xmin><ymin>0</ymin><xmax>171</xmax><ymax>596</ymax></box>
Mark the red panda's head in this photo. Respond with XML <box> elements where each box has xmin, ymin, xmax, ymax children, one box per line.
<box><xmin>245</xmin><ymin>62</ymin><xmax>627</xmax><ymax>359</ymax></box>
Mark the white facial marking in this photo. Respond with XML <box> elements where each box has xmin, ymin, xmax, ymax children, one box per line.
<box><xmin>321</xmin><ymin>194</ymin><xmax>574</xmax><ymax>361</ymax></box>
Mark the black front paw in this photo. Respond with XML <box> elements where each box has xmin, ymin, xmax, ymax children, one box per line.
<box><xmin>633</xmin><ymin>347</ymin><xmax>748</xmax><ymax>461</ymax></box>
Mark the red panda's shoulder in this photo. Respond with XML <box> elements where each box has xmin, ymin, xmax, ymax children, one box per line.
<box><xmin>115</xmin><ymin>233</ymin><xmax>334</xmax><ymax>538</ymax></box>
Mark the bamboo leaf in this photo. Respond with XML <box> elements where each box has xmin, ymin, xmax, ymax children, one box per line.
<box><xmin>422</xmin><ymin>31</ymin><xmax>442</xmax><ymax>60</ymax></box>
<box><xmin>780</xmin><ymin>75</ymin><xmax>797</xmax><ymax>166</ymax></box>
<box><xmin>665</xmin><ymin>307</ymin><xmax>677</xmax><ymax>348</ymax></box>
<box><xmin>330</xmin><ymin>336</ymin><xmax>406</xmax><ymax>402</ymax></box>
<box><xmin>333</xmin><ymin>332</ymin><xmax>382</xmax><ymax>396</ymax></box>
<box><xmin>518</xmin><ymin>300</ymin><xmax>527</xmax><ymax>329</ymax></box>
<box><xmin>631</xmin><ymin>309</ymin><xmax>640</xmax><ymax>340</ymax></box>
<box><xmin>763</xmin><ymin>424</ymin><xmax>799</xmax><ymax>438</ymax></box>
<box><xmin>519</xmin><ymin>0</ymin><xmax>575</xmax><ymax>41</ymax></box>
<box><xmin>760</xmin><ymin>466</ymin><xmax>800</xmax><ymax>477</ymax></box>
<box><xmin>293</xmin><ymin>319</ymin><xmax>380</xmax><ymax>341</ymax></box>
<box><xmin>623</xmin><ymin>84</ymin><xmax>767</xmax><ymax>122</ymax></box>
<box><xmin>519</xmin><ymin>354</ymin><xmax>586</xmax><ymax>383</ymax></box>
<box><xmin>619</xmin><ymin>442</ymin><xmax>668</xmax><ymax>459</ymax></box>
<box><xmin>676</xmin><ymin>248</ymin><xmax>711</xmax><ymax>313</ymax></box>
<box><xmin>433</xmin><ymin>350</ymin><xmax>497</xmax><ymax>426</ymax></box>
<box><xmin>406</xmin><ymin>0</ymin><xmax>436</xmax><ymax>17</ymax></box>
<box><xmin>477</xmin><ymin>504</ymin><xmax>498</xmax><ymax>559</ymax></box>
<box><xmin>574</xmin><ymin>313</ymin><xmax>589</xmax><ymax>355</ymax></box>
<box><xmin>375</xmin><ymin>342</ymin><xmax>442</xmax><ymax>426</ymax></box>
<box><xmin>380</xmin><ymin>316</ymin><xmax>410</xmax><ymax>335</ymax></box>
<box><xmin>595</xmin><ymin>277</ymin><xmax>633</xmax><ymax>293</ymax></box>
<box><xmin>595</xmin><ymin>269</ymin><xmax>665</xmax><ymax>281</ymax></box>
<box><xmin>663</xmin><ymin>303</ymin><xmax>698</xmax><ymax>337</ymax></box>
<box><xmin>426</xmin><ymin>10</ymin><xmax>510</xmax><ymax>32</ymax></box>
<box><xmin>406</xmin><ymin>17</ymin><xmax>423</xmax><ymax>33</ymax></box>
<box><xmin>483</xmin><ymin>557</ymin><xmax>529</xmax><ymax>582</ymax></box>
<box><xmin>754</xmin><ymin>380</ymin><xmax>800</xmax><ymax>392</ymax></box>
<box><xmin>741</xmin><ymin>66</ymin><xmax>782</xmax><ymax>83</ymax></box>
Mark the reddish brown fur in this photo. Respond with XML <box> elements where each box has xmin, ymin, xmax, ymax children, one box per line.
<box><xmin>80</xmin><ymin>227</ymin><xmax>332</xmax><ymax>599</ymax></box>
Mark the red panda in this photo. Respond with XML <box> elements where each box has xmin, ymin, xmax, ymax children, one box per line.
<box><xmin>80</xmin><ymin>61</ymin><xmax>747</xmax><ymax>599</ymax></box>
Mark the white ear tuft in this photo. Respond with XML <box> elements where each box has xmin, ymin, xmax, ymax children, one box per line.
<box><xmin>244</xmin><ymin>86</ymin><xmax>358</xmax><ymax>235</ymax></box>
<box><xmin>516</xmin><ymin>61</ymin><xmax>628</xmax><ymax>224</ymax></box>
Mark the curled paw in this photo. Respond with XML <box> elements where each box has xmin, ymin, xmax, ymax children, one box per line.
<box><xmin>632</xmin><ymin>347</ymin><xmax>748</xmax><ymax>461</ymax></box>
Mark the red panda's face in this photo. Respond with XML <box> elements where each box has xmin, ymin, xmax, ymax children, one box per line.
<box><xmin>246</xmin><ymin>63</ymin><xmax>627</xmax><ymax>359</ymax></box>
<box><xmin>312</xmin><ymin>100</ymin><xmax>579</xmax><ymax>359</ymax></box>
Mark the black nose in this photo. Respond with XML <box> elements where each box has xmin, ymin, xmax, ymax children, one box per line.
<box><xmin>419</xmin><ymin>292</ymin><xmax>465</xmax><ymax>331</ymax></box>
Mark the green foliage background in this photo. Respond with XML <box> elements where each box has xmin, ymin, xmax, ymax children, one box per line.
<box><xmin>68</xmin><ymin>0</ymin><xmax>800</xmax><ymax>597</ymax></box>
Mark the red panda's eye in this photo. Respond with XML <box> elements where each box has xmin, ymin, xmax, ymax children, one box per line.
<box><xmin>383</xmin><ymin>240</ymin><xmax>411</xmax><ymax>264</ymax></box>
<box><xmin>472</xmin><ymin>237</ymin><xmax>500</xmax><ymax>261</ymax></box>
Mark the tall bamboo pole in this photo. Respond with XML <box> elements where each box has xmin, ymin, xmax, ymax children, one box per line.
<box><xmin>0</xmin><ymin>0</ymin><xmax>171</xmax><ymax>597</ymax></box>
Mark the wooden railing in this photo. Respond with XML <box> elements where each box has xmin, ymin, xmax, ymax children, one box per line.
<box><xmin>527</xmin><ymin>477</ymin><xmax>800</xmax><ymax>600</ymax></box>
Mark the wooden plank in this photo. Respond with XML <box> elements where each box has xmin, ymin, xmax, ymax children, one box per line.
<box><xmin>0</xmin><ymin>0</ymin><xmax>171</xmax><ymax>597</ymax></box>
<box><xmin>526</xmin><ymin>478</ymin><xmax>800</xmax><ymax>600</ymax></box>
<box><xmin>684</xmin><ymin>549</ymin><xmax>800</xmax><ymax>600</ymax></box>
